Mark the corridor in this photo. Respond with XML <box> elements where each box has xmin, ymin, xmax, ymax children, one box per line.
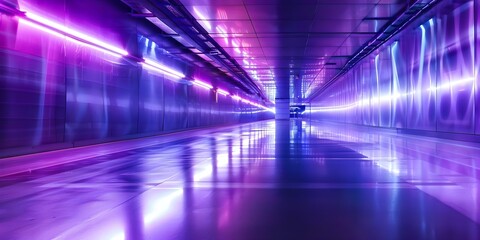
<box><xmin>1</xmin><ymin>120</ymin><xmax>479</xmax><ymax>239</ymax></box>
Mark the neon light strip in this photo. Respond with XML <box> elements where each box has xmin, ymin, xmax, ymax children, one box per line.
<box><xmin>22</xmin><ymin>12</ymin><xmax>128</xmax><ymax>56</ymax></box>
<box><xmin>16</xmin><ymin>10</ymin><xmax>274</xmax><ymax>113</ymax></box>
<box><xmin>19</xmin><ymin>10</ymin><xmax>186</xmax><ymax>78</ymax></box>
<box><xmin>143</xmin><ymin>59</ymin><xmax>185</xmax><ymax>79</ymax></box>
<box><xmin>18</xmin><ymin>18</ymin><xmax>124</xmax><ymax>58</ymax></box>
<box><xmin>189</xmin><ymin>80</ymin><xmax>273</xmax><ymax>112</ymax></box>
<box><xmin>216</xmin><ymin>87</ymin><xmax>273</xmax><ymax>112</ymax></box>
<box><xmin>427</xmin><ymin>77</ymin><xmax>474</xmax><ymax>92</ymax></box>
<box><xmin>241</xmin><ymin>98</ymin><xmax>252</xmax><ymax>104</ymax></box>
<box><xmin>315</xmin><ymin>77</ymin><xmax>475</xmax><ymax>112</ymax></box>
<box><xmin>217</xmin><ymin>88</ymin><xmax>229</xmax><ymax>96</ymax></box>
<box><xmin>141</xmin><ymin>63</ymin><xmax>184</xmax><ymax>80</ymax></box>
<box><xmin>192</xmin><ymin>79</ymin><xmax>213</xmax><ymax>90</ymax></box>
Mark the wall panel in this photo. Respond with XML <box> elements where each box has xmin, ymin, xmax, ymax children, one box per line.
<box><xmin>137</xmin><ymin>69</ymin><xmax>164</xmax><ymax>134</ymax></box>
<box><xmin>0</xmin><ymin>14</ymin><xmax>66</xmax><ymax>149</ymax></box>
<box><xmin>0</xmin><ymin>0</ymin><xmax>273</xmax><ymax>156</ymax></box>
<box><xmin>435</xmin><ymin>2</ymin><xmax>475</xmax><ymax>134</ymax></box>
<box><xmin>311</xmin><ymin>0</ymin><xmax>477</xmax><ymax>137</ymax></box>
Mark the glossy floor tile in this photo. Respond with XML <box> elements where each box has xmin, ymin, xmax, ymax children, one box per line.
<box><xmin>1</xmin><ymin>120</ymin><xmax>480</xmax><ymax>240</ymax></box>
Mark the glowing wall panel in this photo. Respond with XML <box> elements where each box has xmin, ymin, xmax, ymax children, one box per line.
<box><xmin>163</xmin><ymin>80</ymin><xmax>188</xmax><ymax>132</ymax></box>
<box><xmin>0</xmin><ymin>0</ymin><xmax>273</xmax><ymax>155</ymax></box>
<box><xmin>404</xmin><ymin>20</ymin><xmax>437</xmax><ymax>131</ymax></box>
<box><xmin>137</xmin><ymin>68</ymin><xmax>165</xmax><ymax>134</ymax></box>
<box><xmin>369</xmin><ymin>57</ymin><xmax>380</xmax><ymax>127</ymax></box>
<box><xmin>64</xmin><ymin>43</ymin><xmax>139</xmax><ymax>142</ymax></box>
<box><xmin>378</xmin><ymin>46</ymin><xmax>393</xmax><ymax>128</ymax></box>
<box><xmin>311</xmin><ymin>0</ymin><xmax>478</xmax><ymax>136</ymax></box>
<box><xmin>0</xmin><ymin>13</ymin><xmax>66</xmax><ymax>149</ymax></box>
<box><xmin>476</xmin><ymin>0</ymin><xmax>480</xmax><ymax>135</ymax></box>
<box><xmin>391</xmin><ymin>41</ymin><xmax>407</xmax><ymax>128</ymax></box>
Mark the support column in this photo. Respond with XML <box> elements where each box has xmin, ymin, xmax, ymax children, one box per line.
<box><xmin>275</xmin><ymin>76</ymin><xmax>291</xmax><ymax>120</ymax></box>
<box><xmin>275</xmin><ymin>98</ymin><xmax>290</xmax><ymax>120</ymax></box>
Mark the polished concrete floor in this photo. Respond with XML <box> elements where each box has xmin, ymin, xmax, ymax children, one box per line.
<box><xmin>1</xmin><ymin>120</ymin><xmax>480</xmax><ymax>240</ymax></box>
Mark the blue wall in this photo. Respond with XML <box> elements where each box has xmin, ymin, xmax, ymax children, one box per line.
<box><xmin>0</xmin><ymin>0</ymin><xmax>273</xmax><ymax>156</ymax></box>
<box><xmin>310</xmin><ymin>0</ymin><xmax>479</xmax><ymax>136</ymax></box>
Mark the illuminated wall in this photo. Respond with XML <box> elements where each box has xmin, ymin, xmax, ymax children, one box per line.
<box><xmin>0</xmin><ymin>0</ymin><xmax>273</xmax><ymax>156</ymax></box>
<box><xmin>310</xmin><ymin>0</ymin><xmax>479</xmax><ymax>135</ymax></box>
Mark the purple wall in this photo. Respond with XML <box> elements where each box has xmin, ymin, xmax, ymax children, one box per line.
<box><xmin>310</xmin><ymin>0</ymin><xmax>478</xmax><ymax>136</ymax></box>
<box><xmin>0</xmin><ymin>0</ymin><xmax>273</xmax><ymax>157</ymax></box>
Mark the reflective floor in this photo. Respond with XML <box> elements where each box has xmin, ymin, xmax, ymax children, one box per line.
<box><xmin>1</xmin><ymin>120</ymin><xmax>480</xmax><ymax>240</ymax></box>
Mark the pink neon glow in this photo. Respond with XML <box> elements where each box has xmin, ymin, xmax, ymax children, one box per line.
<box><xmin>15</xmin><ymin>9</ymin><xmax>275</xmax><ymax>113</ymax></box>
<box><xmin>22</xmin><ymin>12</ymin><xmax>129</xmax><ymax>56</ymax></box>
<box><xmin>143</xmin><ymin>59</ymin><xmax>185</xmax><ymax>79</ymax></box>
<box><xmin>19</xmin><ymin>11</ymin><xmax>185</xmax><ymax>76</ymax></box>
<box><xmin>192</xmin><ymin>79</ymin><xmax>213</xmax><ymax>90</ymax></box>
<box><xmin>217</xmin><ymin>88</ymin><xmax>229</xmax><ymax>96</ymax></box>
<box><xmin>232</xmin><ymin>95</ymin><xmax>241</xmax><ymax>101</ymax></box>
<box><xmin>18</xmin><ymin>18</ymin><xmax>123</xmax><ymax>58</ymax></box>
<box><xmin>193</xmin><ymin>7</ymin><xmax>211</xmax><ymax>31</ymax></box>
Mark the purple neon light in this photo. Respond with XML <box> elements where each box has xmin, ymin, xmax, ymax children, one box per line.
<box><xmin>192</xmin><ymin>79</ymin><xmax>213</xmax><ymax>90</ymax></box>
<box><xmin>189</xmin><ymin>83</ymin><xmax>273</xmax><ymax>112</ymax></box>
<box><xmin>216</xmin><ymin>88</ymin><xmax>229</xmax><ymax>96</ymax></box>
<box><xmin>141</xmin><ymin>62</ymin><xmax>184</xmax><ymax>80</ymax></box>
<box><xmin>143</xmin><ymin>59</ymin><xmax>185</xmax><ymax>79</ymax></box>
<box><xmin>15</xmin><ymin>9</ymin><xmax>274</xmax><ymax>113</ymax></box>
<box><xmin>189</xmin><ymin>79</ymin><xmax>273</xmax><ymax>112</ymax></box>
<box><xmin>21</xmin><ymin>11</ymin><xmax>129</xmax><ymax>56</ymax></box>
<box><xmin>17</xmin><ymin>10</ymin><xmax>189</xmax><ymax>79</ymax></box>
<box><xmin>231</xmin><ymin>95</ymin><xmax>241</xmax><ymax>101</ymax></box>
<box><xmin>18</xmin><ymin>18</ymin><xmax>124</xmax><ymax>58</ymax></box>
<box><xmin>235</xmin><ymin>95</ymin><xmax>274</xmax><ymax>112</ymax></box>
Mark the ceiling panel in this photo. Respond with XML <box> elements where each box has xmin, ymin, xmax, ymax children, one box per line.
<box><xmin>212</xmin><ymin>37</ymin><xmax>263</xmax><ymax>48</ymax></box>
<box><xmin>311</xmin><ymin>19</ymin><xmax>362</xmax><ymax>33</ymax></box>
<box><xmin>367</xmin><ymin>4</ymin><xmax>405</xmax><ymax>18</ymax></box>
<box><xmin>252</xmin><ymin>20</ymin><xmax>313</xmax><ymax>33</ymax></box>
<box><xmin>184</xmin><ymin>5</ymin><xmax>250</xmax><ymax>20</ymax></box>
<box><xmin>314</xmin><ymin>4</ymin><xmax>374</xmax><ymax>20</ymax></box>
<box><xmin>246</xmin><ymin>4</ymin><xmax>318</xmax><ymax>20</ymax></box>
<box><xmin>177</xmin><ymin>0</ymin><xmax>409</xmax><ymax>102</ymax></box>
<box><xmin>306</xmin><ymin>36</ymin><xmax>350</xmax><ymax>47</ymax></box>
<box><xmin>197</xmin><ymin>20</ymin><xmax>256</xmax><ymax>33</ymax></box>
<box><xmin>258</xmin><ymin>37</ymin><xmax>308</xmax><ymax>48</ymax></box>
<box><xmin>243</xmin><ymin>0</ymin><xmax>318</xmax><ymax>4</ymax></box>
<box><xmin>179</xmin><ymin>0</ymin><xmax>244</xmax><ymax>6</ymax></box>
<box><xmin>355</xmin><ymin>19</ymin><xmax>390</xmax><ymax>32</ymax></box>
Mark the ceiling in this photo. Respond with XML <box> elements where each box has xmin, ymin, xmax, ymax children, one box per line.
<box><xmin>177</xmin><ymin>0</ymin><xmax>409</xmax><ymax>102</ymax></box>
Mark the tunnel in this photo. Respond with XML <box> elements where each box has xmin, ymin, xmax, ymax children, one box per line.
<box><xmin>1</xmin><ymin>0</ymin><xmax>480</xmax><ymax>239</ymax></box>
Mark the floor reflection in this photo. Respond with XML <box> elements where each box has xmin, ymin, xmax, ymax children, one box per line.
<box><xmin>0</xmin><ymin>120</ymin><xmax>479</xmax><ymax>239</ymax></box>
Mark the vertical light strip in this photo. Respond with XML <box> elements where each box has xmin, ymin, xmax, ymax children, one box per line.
<box><xmin>216</xmin><ymin>88</ymin><xmax>229</xmax><ymax>96</ymax></box>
